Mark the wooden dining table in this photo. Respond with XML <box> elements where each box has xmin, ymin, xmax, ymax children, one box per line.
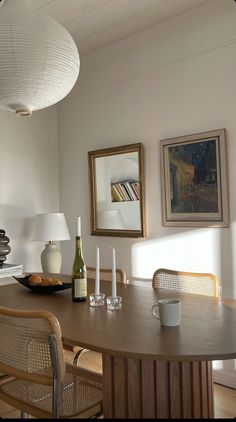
<box><xmin>0</xmin><ymin>274</ymin><xmax>236</xmax><ymax>419</ymax></box>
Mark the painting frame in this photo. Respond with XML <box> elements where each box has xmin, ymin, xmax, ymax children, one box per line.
<box><xmin>160</xmin><ymin>129</ymin><xmax>229</xmax><ymax>227</ymax></box>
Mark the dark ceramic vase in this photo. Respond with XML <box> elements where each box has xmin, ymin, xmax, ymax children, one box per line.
<box><xmin>0</xmin><ymin>229</ymin><xmax>11</xmax><ymax>267</ymax></box>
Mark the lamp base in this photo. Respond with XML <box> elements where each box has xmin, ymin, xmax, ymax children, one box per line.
<box><xmin>41</xmin><ymin>242</ymin><xmax>62</xmax><ymax>274</ymax></box>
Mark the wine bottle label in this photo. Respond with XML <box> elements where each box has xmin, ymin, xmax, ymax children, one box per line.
<box><xmin>74</xmin><ymin>278</ymin><xmax>87</xmax><ymax>298</ymax></box>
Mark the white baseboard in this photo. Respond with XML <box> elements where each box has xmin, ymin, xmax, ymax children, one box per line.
<box><xmin>213</xmin><ymin>370</ymin><xmax>236</xmax><ymax>389</ymax></box>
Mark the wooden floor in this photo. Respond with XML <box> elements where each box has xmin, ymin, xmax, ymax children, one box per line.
<box><xmin>214</xmin><ymin>383</ymin><xmax>236</xmax><ymax>418</ymax></box>
<box><xmin>0</xmin><ymin>350</ymin><xmax>235</xmax><ymax>418</ymax></box>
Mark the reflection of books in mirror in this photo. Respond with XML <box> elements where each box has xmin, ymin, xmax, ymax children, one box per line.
<box><xmin>0</xmin><ymin>263</ymin><xmax>23</xmax><ymax>278</ymax></box>
<box><xmin>111</xmin><ymin>181</ymin><xmax>140</xmax><ymax>202</ymax></box>
<box><xmin>117</xmin><ymin>183</ymin><xmax>129</xmax><ymax>201</ymax></box>
<box><xmin>130</xmin><ymin>182</ymin><xmax>140</xmax><ymax>200</ymax></box>
<box><xmin>120</xmin><ymin>183</ymin><xmax>131</xmax><ymax>200</ymax></box>
<box><xmin>123</xmin><ymin>181</ymin><xmax>137</xmax><ymax>200</ymax></box>
<box><xmin>111</xmin><ymin>184</ymin><xmax>123</xmax><ymax>202</ymax></box>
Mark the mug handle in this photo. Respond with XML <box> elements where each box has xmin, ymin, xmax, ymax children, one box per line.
<box><xmin>151</xmin><ymin>304</ymin><xmax>160</xmax><ymax>319</ymax></box>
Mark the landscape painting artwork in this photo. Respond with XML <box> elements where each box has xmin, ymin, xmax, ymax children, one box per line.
<box><xmin>160</xmin><ymin>129</ymin><xmax>229</xmax><ymax>227</ymax></box>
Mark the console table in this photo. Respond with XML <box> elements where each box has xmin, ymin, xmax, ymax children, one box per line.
<box><xmin>0</xmin><ymin>275</ymin><xmax>235</xmax><ymax>418</ymax></box>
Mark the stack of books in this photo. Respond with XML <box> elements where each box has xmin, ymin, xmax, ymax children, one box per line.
<box><xmin>0</xmin><ymin>263</ymin><xmax>23</xmax><ymax>278</ymax></box>
<box><xmin>111</xmin><ymin>181</ymin><xmax>140</xmax><ymax>202</ymax></box>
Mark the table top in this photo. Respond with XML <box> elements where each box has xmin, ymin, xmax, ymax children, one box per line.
<box><xmin>1</xmin><ymin>274</ymin><xmax>236</xmax><ymax>362</ymax></box>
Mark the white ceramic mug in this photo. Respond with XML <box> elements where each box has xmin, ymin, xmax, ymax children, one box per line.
<box><xmin>151</xmin><ymin>299</ymin><xmax>181</xmax><ymax>327</ymax></box>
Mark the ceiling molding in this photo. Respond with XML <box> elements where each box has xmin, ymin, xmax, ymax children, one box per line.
<box><xmin>30</xmin><ymin>0</ymin><xmax>211</xmax><ymax>55</ymax></box>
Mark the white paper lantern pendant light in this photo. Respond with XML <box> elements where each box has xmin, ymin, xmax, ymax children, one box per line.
<box><xmin>0</xmin><ymin>0</ymin><xmax>80</xmax><ymax>116</ymax></box>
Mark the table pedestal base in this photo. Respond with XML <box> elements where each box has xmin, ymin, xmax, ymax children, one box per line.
<box><xmin>103</xmin><ymin>355</ymin><xmax>214</xmax><ymax>419</ymax></box>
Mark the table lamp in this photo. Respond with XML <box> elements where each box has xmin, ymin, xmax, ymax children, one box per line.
<box><xmin>31</xmin><ymin>213</ymin><xmax>70</xmax><ymax>273</ymax></box>
<box><xmin>97</xmin><ymin>209</ymin><xmax>125</xmax><ymax>229</ymax></box>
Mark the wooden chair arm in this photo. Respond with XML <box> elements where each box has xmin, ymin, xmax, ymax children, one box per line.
<box><xmin>65</xmin><ymin>362</ymin><xmax>103</xmax><ymax>385</ymax></box>
<box><xmin>73</xmin><ymin>348</ymin><xmax>91</xmax><ymax>366</ymax></box>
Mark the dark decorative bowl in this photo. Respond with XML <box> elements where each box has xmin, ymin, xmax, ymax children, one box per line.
<box><xmin>13</xmin><ymin>275</ymin><xmax>72</xmax><ymax>294</ymax></box>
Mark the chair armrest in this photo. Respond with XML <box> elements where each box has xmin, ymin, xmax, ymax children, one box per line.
<box><xmin>65</xmin><ymin>362</ymin><xmax>103</xmax><ymax>385</ymax></box>
<box><xmin>73</xmin><ymin>348</ymin><xmax>91</xmax><ymax>366</ymax></box>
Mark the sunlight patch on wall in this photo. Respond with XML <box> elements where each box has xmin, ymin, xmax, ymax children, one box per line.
<box><xmin>131</xmin><ymin>229</ymin><xmax>221</xmax><ymax>279</ymax></box>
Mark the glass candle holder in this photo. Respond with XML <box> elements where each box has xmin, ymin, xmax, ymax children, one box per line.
<box><xmin>89</xmin><ymin>293</ymin><xmax>105</xmax><ymax>307</ymax></box>
<box><xmin>106</xmin><ymin>296</ymin><xmax>122</xmax><ymax>311</ymax></box>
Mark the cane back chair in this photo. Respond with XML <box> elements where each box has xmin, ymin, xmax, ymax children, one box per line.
<box><xmin>71</xmin><ymin>267</ymin><xmax>127</xmax><ymax>367</ymax></box>
<box><xmin>87</xmin><ymin>266</ymin><xmax>126</xmax><ymax>285</ymax></box>
<box><xmin>0</xmin><ymin>306</ymin><xmax>102</xmax><ymax>419</ymax></box>
<box><xmin>152</xmin><ymin>268</ymin><xmax>220</xmax><ymax>297</ymax></box>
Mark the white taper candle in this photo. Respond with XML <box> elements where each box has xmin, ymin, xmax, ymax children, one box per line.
<box><xmin>112</xmin><ymin>247</ymin><xmax>117</xmax><ymax>298</ymax></box>
<box><xmin>95</xmin><ymin>245</ymin><xmax>100</xmax><ymax>295</ymax></box>
<box><xmin>76</xmin><ymin>216</ymin><xmax>81</xmax><ymax>237</ymax></box>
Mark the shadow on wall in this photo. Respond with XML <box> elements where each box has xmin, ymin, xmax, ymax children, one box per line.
<box><xmin>0</xmin><ymin>204</ymin><xmax>41</xmax><ymax>271</ymax></box>
<box><xmin>82</xmin><ymin>234</ymin><xmax>134</xmax><ymax>280</ymax></box>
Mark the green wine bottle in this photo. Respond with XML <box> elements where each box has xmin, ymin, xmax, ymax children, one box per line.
<box><xmin>72</xmin><ymin>216</ymin><xmax>87</xmax><ymax>302</ymax></box>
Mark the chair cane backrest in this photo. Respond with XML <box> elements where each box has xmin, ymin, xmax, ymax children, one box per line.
<box><xmin>87</xmin><ymin>267</ymin><xmax>127</xmax><ymax>284</ymax></box>
<box><xmin>152</xmin><ymin>268</ymin><xmax>220</xmax><ymax>297</ymax></box>
<box><xmin>0</xmin><ymin>306</ymin><xmax>65</xmax><ymax>385</ymax></box>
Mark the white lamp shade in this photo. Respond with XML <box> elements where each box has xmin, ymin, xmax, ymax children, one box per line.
<box><xmin>0</xmin><ymin>0</ymin><xmax>80</xmax><ymax>116</ymax></box>
<box><xmin>32</xmin><ymin>213</ymin><xmax>70</xmax><ymax>242</ymax></box>
<box><xmin>97</xmin><ymin>209</ymin><xmax>126</xmax><ymax>230</ymax></box>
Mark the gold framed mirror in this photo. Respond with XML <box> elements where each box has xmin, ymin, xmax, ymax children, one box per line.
<box><xmin>88</xmin><ymin>143</ymin><xmax>146</xmax><ymax>237</ymax></box>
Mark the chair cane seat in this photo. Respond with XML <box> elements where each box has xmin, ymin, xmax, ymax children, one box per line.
<box><xmin>0</xmin><ymin>306</ymin><xmax>103</xmax><ymax>419</ymax></box>
<box><xmin>0</xmin><ymin>365</ymin><xmax>102</xmax><ymax>419</ymax></box>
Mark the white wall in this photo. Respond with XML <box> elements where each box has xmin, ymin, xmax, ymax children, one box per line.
<box><xmin>0</xmin><ymin>107</ymin><xmax>60</xmax><ymax>273</ymax></box>
<box><xmin>59</xmin><ymin>0</ymin><xmax>236</xmax><ymax>298</ymax></box>
<box><xmin>0</xmin><ymin>0</ymin><xmax>234</xmax><ymax>388</ymax></box>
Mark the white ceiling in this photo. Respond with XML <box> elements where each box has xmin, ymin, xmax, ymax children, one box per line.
<box><xmin>31</xmin><ymin>0</ymin><xmax>210</xmax><ymax>55</ymax></box>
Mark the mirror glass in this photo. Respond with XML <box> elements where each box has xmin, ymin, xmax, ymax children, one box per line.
<box><xmin>88</xmin><ymin>143</ymin><xmax>146</xmax><ymax>237</ymax></box>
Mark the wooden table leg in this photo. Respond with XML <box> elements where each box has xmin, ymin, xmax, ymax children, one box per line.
<box><xmin>102</xmin><ymin>354</ymin><xmax>214</xmax><ymax>419</ymax></box>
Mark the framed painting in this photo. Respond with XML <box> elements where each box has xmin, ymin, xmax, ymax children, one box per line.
<box><xmin>160</xmin><ymin>129</ymin><xmax>229</xmax><ymax>227</ymax></box>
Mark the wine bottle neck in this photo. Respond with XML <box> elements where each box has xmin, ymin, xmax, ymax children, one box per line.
<box><xmin>75</xmin><ymin>236</ymin><xmax>83</xmax><ymax>255</ymax></box>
